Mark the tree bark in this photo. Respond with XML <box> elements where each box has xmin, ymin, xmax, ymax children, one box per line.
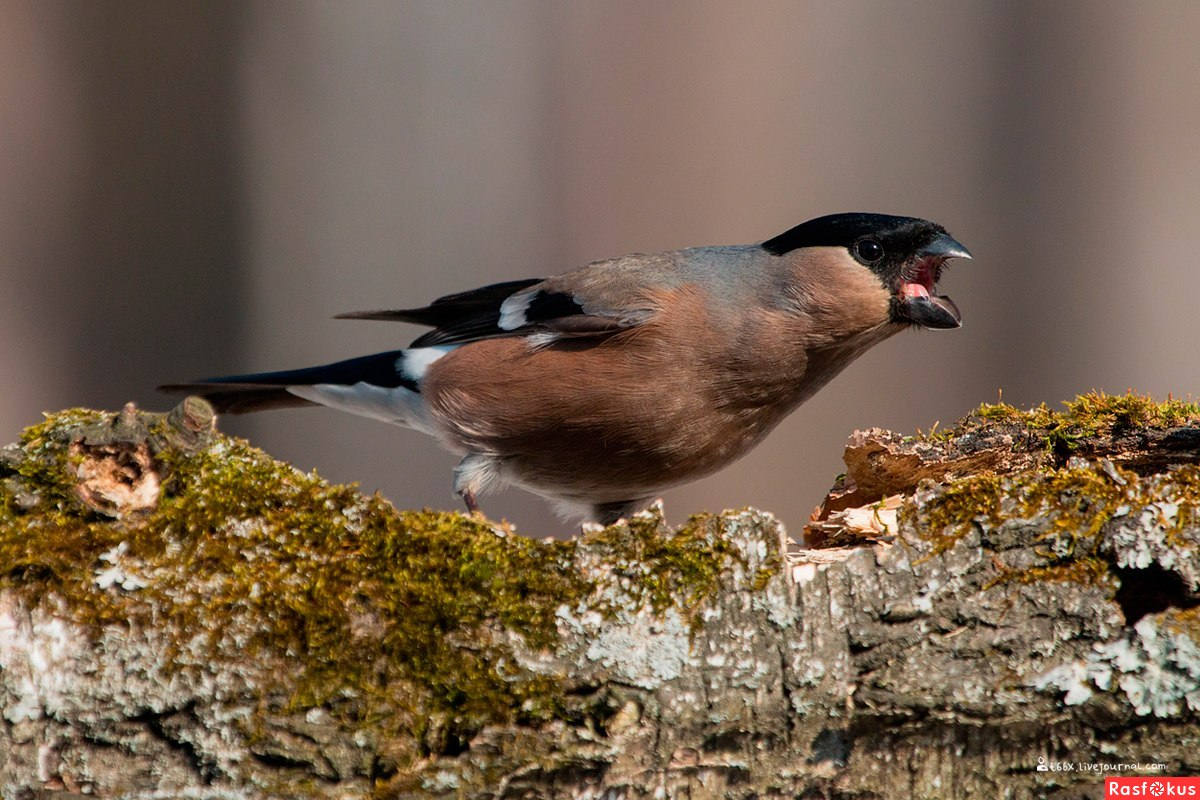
<box><xmin>1</xmin><ymin>395</ymin><xmax>1197</xmax><ymax>799</ymax></box>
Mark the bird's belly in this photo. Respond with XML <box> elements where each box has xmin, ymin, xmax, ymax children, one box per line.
<box><xmin>421</xmin><ymin>336</ymin><xmax>779</xmax><ymax>501</ymax></box>
<box><xmin>501</xmin><ymin>412</ymin><xmax>769</xmax><ymax>501</ymax></box>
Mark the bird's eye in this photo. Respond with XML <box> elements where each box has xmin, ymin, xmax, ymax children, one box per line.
<box><xmin>855</xmin><ymin>239</ymin><xmax>884</xmax><ymax>264</ymax></box>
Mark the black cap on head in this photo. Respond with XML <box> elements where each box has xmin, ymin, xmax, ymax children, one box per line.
<box><xmin>764</xmin><ymin>213</ymin><xmax>972</xmax><ymax>330</ymax></box>
<box><xmin>761</xmin><ymin>213</ymin><xmax>947</xmax><ymax>258</ymax></box>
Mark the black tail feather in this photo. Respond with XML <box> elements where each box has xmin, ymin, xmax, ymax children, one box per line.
<box><xmin>157</xmin><ymin>383</ymin><xmax>317</xmax><ymax>414</ymax></box>
<box><xmin>158</xmin><ymin>348</ymin><xmax>416</xmax><ymax>414</ymax></box>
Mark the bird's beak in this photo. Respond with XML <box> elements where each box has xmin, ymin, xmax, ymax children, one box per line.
<box><xmin>919</xmin><ymin>233</ymin><xmax>973</xmax><ymax>261</ymax></box>
<box><xmin>896</xmin><ymin>233</ymin><xmax>972</xmax><ymax>329</ymax></box>
<box><xmin>902</xmin><ymin>292</ymin><xmax>962</xmax><ymax>329</ymax></box>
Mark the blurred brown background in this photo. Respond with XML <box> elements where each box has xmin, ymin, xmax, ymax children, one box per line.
<box><xmin>3</xmin><ymin>1</ymin><xmax>1198</xmax><ymax>535</ymax></box>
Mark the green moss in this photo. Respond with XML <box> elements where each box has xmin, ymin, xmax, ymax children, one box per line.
<box><xmin>581</xmin><ymin>511</ymin><xmax>740</xmax><ymax>630</ymax></box>
<box><xmin>987</xmin><ymin>556</ymin><xmax>1118</xmax><ymax>595</ymax></box>
<box><xmin>101</xmin><ymin>435</ymin><xmax>590</xmax><ymax>753</ymax></box>
<box><xmin>17</xmin><ymin>408</ymin><xmax>112</xmax><ymax>445</ymax></box>
<box><xmin>913</xmin><ymin>420</ymin><xmax>955</xmax><ymax>443</ymax></box>
<box><xmin>948</xmin><ymin>392</ymin><xmax>1200</xmax><ymax>459</ymax></box>
<box><xmin>973</xmin><ymin>391</ymin><xmax>1200</xmax><ymax>433</ymax></box>
<box><xmin>752</xmin><ymin>562</ymin><xmax>779</xmax><ymax>593</ymax></box>
<box><xmin>0</xmin><ymin>407</ymin><xmax>746</xmax><ymax>771</ymax></box>
<box><xmin>1163</xmin><ymin>465</ymin><xmax>1200</xmax><ymax>542</ymax></box>
<box><xmin>1165</xmin><ymin>605</ymin><xmax>1200</xmax><ymax>640</ymax></box>
<box><xmin>7</xmin><ymin>408</ymin><xmax>109</xmax><ymax>511</ymax></box>
<box><xmin>906</xmin><ymin>471</ymin><xmax>1004</xmax><ymax>555</ymax></box>
<box><xmin>1</xmin><ymin>411</ymin><xmax>120</xmax><ymax>604</ymax></box>
<box><xmin>913</xmin><ymin>464</ymin><xmax>1129</xmax><ymax>556</ymax></box>
<box><xmin>908</xmin><ymin>391</ymin><xmax>1200</xmax><ymax>573</ymax></box>
<box><xmin>911</xmin><ymin>457</ymin><xmax>1200</xmax><ymax>593</ymax></box>
<box><xmin>901</xmin><ymin>391</ymin><xmax>1200</xmax><ymax>590</ymax></box>
<box><xmin>1062</xmin><ymin>392</ymin><xmax>1200</xmax><ymax>431</ymax></box>
<box><xmin>1019</xmin><ymin>466</ymin><xmax>1131</xmax><ymax>562</ymax></box>
<box><xmin>971</xmin><ymin>401</ymin><xmax>1046</xmax><ymax>425</ymax></box>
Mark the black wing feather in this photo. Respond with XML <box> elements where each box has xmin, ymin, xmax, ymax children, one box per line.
<box><xmin>338</xmin><ymin>277</ymin><xmax>635</xmax><ymax>347</ymax></box>
<box><xmin>336</xmin><ymin>278</ymin><xmax>543</xmax><ymax>327</ymax></box>
<box><xmin>408</xmin><ymin>319</ymin><xmax>517</xmax><ymax>347</ymax></box>
<box><xmin>338</xmin><ymin>277</ymin><xmax>557</xmax><ymax>347</ymax></box>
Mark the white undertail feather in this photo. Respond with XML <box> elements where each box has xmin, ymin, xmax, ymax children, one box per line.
<box><xmin>455</xmin><ymin>455</ymin><xmax>617</xmax><ymax>522</ymax></box>
<box><xmin>547</xmin><ymin>497</ymin><xmax>600</xmax><ymax>522</ymax></box>
<box><xmin>284</xmin><ymin>346</ymin><xmax>457</xmax><ymax>432</ymax></box>
<box><xmin>454</xmin><ymin>453</ymin><xmax>505</xmax><ymax>498</ymax></box>
<box><xmin>286</xmin><ymin>382</ymin><xmax>437</xmax><ymax>434</ymax></box>
<box><xmin>280</xmin><ymin>346</ymin><xmax>449</xmax><ymax>436</ymax></box>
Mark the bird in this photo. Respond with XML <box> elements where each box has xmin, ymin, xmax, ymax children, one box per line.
<box><xmin>161</xmin><ymin>212</ymin><xmax>971</xmax><ymax>524</ymax></box>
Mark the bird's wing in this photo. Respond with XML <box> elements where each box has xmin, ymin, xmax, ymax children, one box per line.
<box><xmin>337</xmin><ymin>257</ymin><xmax>672</xmax><ymax>347</ymax></box>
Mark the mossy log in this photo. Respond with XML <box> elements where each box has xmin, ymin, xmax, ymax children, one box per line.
<box><xmin>0</xmin><ymin>394</ymin><xmax>1198</xmax><ymax>799</ymax></box>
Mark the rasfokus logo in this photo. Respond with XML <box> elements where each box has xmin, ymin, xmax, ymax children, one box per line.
<box><xmin>1107</xmin><ymin>778</ymin><xmax>1200</xmax><ymax>797</ymax></box>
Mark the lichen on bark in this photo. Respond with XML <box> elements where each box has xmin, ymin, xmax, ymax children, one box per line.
<box><xmin>0</xmin><ymin>392</ymin><xmax>1197</xmax><ymax>799</ymax></box>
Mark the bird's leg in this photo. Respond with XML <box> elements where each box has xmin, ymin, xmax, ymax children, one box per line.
<box><xmin>460</xmin><ymin>487</ymin><xmax>481</xmax><ymax>516</ymax></box>
<box><xmin>454</xmin><ymin>453</ymin><xmax>496</xmax><ymax>517</ymax></box>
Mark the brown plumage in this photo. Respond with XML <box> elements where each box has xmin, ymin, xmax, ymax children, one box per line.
<box><xmin>160</xmin><ymin>213</ymin><xmax>971</xmax><ymax>523</ymax></box>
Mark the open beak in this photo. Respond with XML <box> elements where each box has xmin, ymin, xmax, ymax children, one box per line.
<box><xmin>897</xmin><ymin>233</ymin><xmax>971</xmax><ymax>329</ymax></box>
<box><xmin>920</xmin><ymin>233</ymin><xmax>972</xmax><ymax>261</ymax></box>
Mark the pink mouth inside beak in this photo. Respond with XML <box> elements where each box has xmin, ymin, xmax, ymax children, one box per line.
<box><xmin>899</xmin><ymin>256</ymin><xmax>941</xmax><ymax>299</ymax></box>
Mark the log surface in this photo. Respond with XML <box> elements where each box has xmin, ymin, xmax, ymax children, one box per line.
<box><xmin>0</xmin><ymin>395</ymin><xmax>1197</xmax><ymax>799</ymax></box>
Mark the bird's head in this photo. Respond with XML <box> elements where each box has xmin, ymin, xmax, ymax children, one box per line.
<box><xmin>762</xmin><ymin>212</ymin><xmax>972</xmax><ymax>330</ymax></box>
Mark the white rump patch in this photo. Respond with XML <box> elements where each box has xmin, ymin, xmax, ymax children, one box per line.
<box><xmin>287</xmin><ymin>382</ymin><xmax>436</xmax><ymax>434</ymax></box>
<box><xmin>498</xmin><ymin>292</ymin><xmax>534</xmax><ymax>331</ymax></box>
<box><xmin>398</xmin><ymin>345</ymin><xmax>456</xmax><ymax>383</ymax></box>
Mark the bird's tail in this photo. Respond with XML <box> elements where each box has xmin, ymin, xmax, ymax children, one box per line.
<box><xmin>158</xmin><ymin>348</ymin><xmax>435</xmax><ymax>428</ymax></box>
<box><xmin>157</xmin><ymin>381</ymin><xmax>318</xmax><ymax>414</ymax></box>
